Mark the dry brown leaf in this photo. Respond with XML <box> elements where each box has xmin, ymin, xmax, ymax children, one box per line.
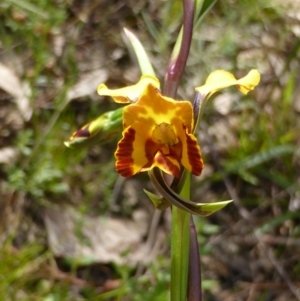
<box><xmin>66</xmin><ymin>69</ymin><xmax>108</xmax><ymax>102</ymax></box>
<box><xmin>0</xmin><ymin>147</ymin><xmax>18</xmax><ymax>164</ymax></box>
<box><xmin>0</xmin><ymin>62</ymin><xmax>32</xmax><ymax>120</ymax></box>
<box><xmin>213</xmin><ymin>93</ymin><xmax>235</xmax><ymax>115</ymax></box>
<box><xmin>43</xmin><ymin>206</ymin><xmax>152</xmax><ymax>265</ymax></box>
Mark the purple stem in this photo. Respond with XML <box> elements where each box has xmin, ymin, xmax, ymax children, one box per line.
<box><xmin>188</xmin><ymin>215</ymin><xmax>202</xmax><ymax>301</ymax></box>
<box><xmin>163</xmin><ymin>0</ymin><xmax>195</xmax><ymax>98</ymax></box>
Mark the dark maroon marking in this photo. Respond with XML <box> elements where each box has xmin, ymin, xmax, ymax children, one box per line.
<box><xmin>115</xmin><ymin>127</ymin><xmax>135</xmax><ymax>177</ymax></box>
<box><xmin>72</xmin><ymin>126</ymin><xmax>90</xmax><ymax>139</ymax></box>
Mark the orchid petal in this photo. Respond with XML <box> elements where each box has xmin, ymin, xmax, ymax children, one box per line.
<box><xmin>97</xmin><ymin>75</ymin><xmax>160</xmax><ymax>103</ymax></box>
<box><xmin>115</xmin><ymin>123</ymin><xmax>160</xmax><ymax>177</ymax></box>
<box><xmin>177</xmin><ymin>125</ymin><xmax>204</xmax><ymax>176</ymax></box>
<box><xmin>195</xmin><ymin>69</ymin><xmax>260</xmax><ymax>99</ymax></box>
<box><xmin>151</xmin><ymin>153</ymin><xmax>181</xmax><ymax>178</ymax></box>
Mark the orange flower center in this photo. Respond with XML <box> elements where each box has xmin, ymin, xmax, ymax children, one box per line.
<box><xmin>152</xmin><ymin>123</ymin><xmax>178</xmax><ymax>146</ymax></box>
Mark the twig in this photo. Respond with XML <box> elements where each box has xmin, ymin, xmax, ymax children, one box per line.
<box><xmin>229</xmin><ymin>234</ymin><xmax>300</xmax><ymax>246</ymax></box>
<box><xmin>109</xmin><ymin>175</ymin><xmax>126</xmax><ymax>209</ymax></box>
<box><xmin>135</xmin><ymin>209</ymin><xmax>163</xmax><ymax>277</ymax></box>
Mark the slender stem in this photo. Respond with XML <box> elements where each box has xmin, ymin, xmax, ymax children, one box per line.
<box><xmin>162</xmin><ymin>1</ymin><xmax>195</xmax><ymax>301</ymax></box>
<box><xmin>188</xmin><ymin>216</ymin><xmax>202</xmax><ymax>301</ymax></box>
<box><xmin>163</xmin><ymin>0</ymin><xmax>195</xmax><ymax>98</ymax></box>
<box><xmin>171</xmin><ymin>174</ymin><xmax>191</xmax><ymax>301</ymax></box>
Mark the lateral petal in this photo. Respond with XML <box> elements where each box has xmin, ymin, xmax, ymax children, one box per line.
<box><xmin>177</xmin><ymin>125</ymin><xmax>204</xmax><ymax>176</ymax></box>
<box><xmin>115</xmin><ymin>123</ymin><xmax>160</xmax><ymax>177</ymax></box>
<box><xmin>195</xmin><ymin>69</ymin><xmax>260</xmax><ymax>99</ymax></box>
<box><xmin>97</xmin><ymin>75</ymin><xmax>160</xmax><ymax>103</ymax></box>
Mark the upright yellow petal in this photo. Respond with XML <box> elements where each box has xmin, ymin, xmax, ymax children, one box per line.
<box><xmin>97</xmin><ymin>75</ymin><xmax>160</xmax><ymax>103</ymax></box>
<box><xmin>195</xmin><ymin>69</ymin><xmax>260</xmax><ymax>99</ymax></box>
<box><xmin>125</xmin><ymin>84</ymin><xmax>194</xmax><ymax>132</ymax></box>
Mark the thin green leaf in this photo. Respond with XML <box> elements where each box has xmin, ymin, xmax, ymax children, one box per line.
<box><xmin>141</xmin><ymin>11</ymin><xmax>161</xmax><ymax>42</ymax></box>
<box><xmin>238</xmin><ymin>169</ymin><xmax>259</xmax><ymax>185</ymax></box>
<box><xmin>226</xmin><ymin>145</ymin><xmax>295</xmax><ymax>172</ymax></box>
<box><xmin>259</xmin><ymin>211</ymin><xmax>300</xmax><ymax>233</ymax></box>
<box><xmin>194</xmin><ymin>0</ymin><xmax>217</xmax><ymax>27</ymax></box>
<box><xmin>194</xmin><ymin>0</ymin><xmax>204</xmax><ymax>21</ymax></box>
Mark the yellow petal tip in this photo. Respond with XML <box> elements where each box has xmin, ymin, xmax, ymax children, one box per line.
<box><xmin>97</xmin><ymin>83</ymin><xmax>108</xmax><ymax>95</ymax></box>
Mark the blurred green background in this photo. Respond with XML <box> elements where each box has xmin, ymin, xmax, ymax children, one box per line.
<box><xmin>0</xmin><ymin>0</ymin><xmax>299</xmax><ymax>300</ymax></box>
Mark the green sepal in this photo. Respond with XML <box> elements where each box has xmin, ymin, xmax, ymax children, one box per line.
<box><xmin>64</xmin><ymin>107</ymin><xmax>123</xmax><ymax>149</ymax></box>
<box><xmin>123</xmin><ymin>28</ymin><xmax>156</xmax><ymax>77</ymax></box>
<box><xmin>149</xmin><ymin>168</ymin><xmax>233</xmax><ymax>217</ymax></box>
<box><xmin>190</xmin><ymin>200</ymin><xmax>233</xmax><ymax>216</ymax></box>
<box><xmin>170</xmin><ymin>197</ymin><xmax>232</xmax><ymax>217</ymax></box>
<box><xmin>143</xmin><ymin>189</ymin><xmax>171</xmax><ymax>210</ymax></box>
<box><xmin>144</xmin><ymin>185</ymin><xmax>232</xmax><ymax>216</ymax></box>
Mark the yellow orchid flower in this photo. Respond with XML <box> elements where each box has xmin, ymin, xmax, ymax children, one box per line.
<box><xmin>114</xmin><ymin>83</ymin><xmax>203</xmax><ymax>178</ymax></box>
<box><xmin>97</xmin><ymin>69</ymin><xmax>260</xmax><ymax>178</ymax></box>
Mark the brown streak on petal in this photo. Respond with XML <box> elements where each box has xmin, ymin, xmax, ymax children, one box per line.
<box><xmin>115</xmin><ymin>127</ymin><xmax>135</xmax><ymax>177</ymax></box>
<box><xmin>155</xmin><ymin>154</ymin><xmax>181</xmax><ymax>178</ymax></box>
<box><xmin>142</xmin><ymin>139</ymin><xmax>160</xmax><ymax>169</ymax></box>
<box><xmin>169</xmin><ymin>140</ymin><xmax>182</xmax><ymax>161</ymax></box>
<box><xmin>186</xmin><ymin>132</ymin><xmax>204</xmax><ymax>176</ymax></box>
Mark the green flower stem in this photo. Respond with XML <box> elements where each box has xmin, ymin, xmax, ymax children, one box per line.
<box><xmin>171</xmin><ymin>173</ymin><xmax>191</xmax><ymax>301</ymax></box>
